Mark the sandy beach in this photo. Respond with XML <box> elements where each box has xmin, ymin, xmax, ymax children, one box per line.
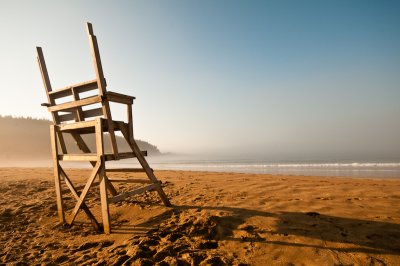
<box><xmin>1</xmin><ymin>167</ymin><xmax>400</xmax><ymax>265</ymax></box>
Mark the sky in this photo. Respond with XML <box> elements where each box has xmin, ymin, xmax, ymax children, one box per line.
<box><xmin>0</xmin><ymin>0</ymin><xmax>399</xmax><ymax>159</ymax></box>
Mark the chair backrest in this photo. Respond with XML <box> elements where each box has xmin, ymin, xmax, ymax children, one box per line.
<box><xmin>36</xmin><ymin>23</ymin><xmax>111</xmax><ymax>125</ymax></box>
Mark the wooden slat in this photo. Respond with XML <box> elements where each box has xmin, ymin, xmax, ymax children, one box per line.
<box><xmin>48</xmin><ymin>95</ymin><xmax>102</xmax><ymax>112</ymax></box>
<box><xmin>58</xmin><ymin>112</ymin><xmax>75</xmax><ymax>122</ymax></box>
<box><xmin>68</xmin><ymin>162</ymin><xmax>102</xmax><ymax>226</ymax></box>
<box><xmin>59</xmin><ymin>120</ymin><xmax>98</xmax><ymax>131</ymax></box>
<box><xmin>36</xmin><ymin>47</ymin><xmax>53</xmax><ymax>93</ymax></box>
<box><xmin>127</xmin><ymin>103</ymin><xmax>134</xmax><ymax>142</ymax></box>
<box><xmin>58</xmin><ymin>108</ymin><xmax>104</xmax><ymax>123</ymax></box>
<box><xmin>57</xmin><ymin>120</ymin><xmax>127</xmax><ymax>134</ymax></box>
<box><xmin>59</xmin><ymin>154</ymin><xmax>98</xmax><ymax>161</ymax></box>
<box><xmin>70</xmin><ymin>133</ymin><xmax>117</xmax><ymax>197</ymax></box>
<box><xmin>103</xmin><ymin>102</ymin><xmax>119</xmax><ymax>158</ymax></box>
<box><xmin>59</xmin><ymin>167</ymin><xmax>101</xmax><ymax>231</ymax></box>
<box><xmin>99</xmin><ymin>166</ymin><xmax>110</xmax><ymax>234</ymax></box>
<box><xmin>108</xmin><ymin>178</ymin><xmax>152</xmax><ymax>184</ymax></box>
<box><xmin>58</xmin><ymin>151</ymin><xmax>147</xmax><ymax>161</ymax></box>
<box><xmin>95</xmin><ymin>118</ymin><xmax>104</xmax><ymax>157</ymax></box>
<box><xmin>95</xmin><ymin>118</ymin><xmax>111</xmax><ymax>233</ymax></box>
<box><xmin>36</xmin><ymin>47</ymin><xmax>67</xmax><ymax>153</ymax></box>
<box><xmin>49</xmin><ymin>79</ymin><xmax>98</xmax><ymax>99</ymax></box>
<box><xmin>108</xmin><ymin>183</ymin><xmax>161</xmax><ymax>204</ymax></box>
<box><xmin>120</xmin><ymin>126</ymin><xmax>171</xmax><ymax>206</ymax></box>
<box><xmin>84</xmin><ymin>107</ymin><xmax>104</xmax><ymax>119</ymax></box>
<box><xmin>106</xmin><ymin>91</ymin><xmax>135</xmax><ymax>105</ymax></box>
<box><xmin>71</xmin><ymin>87</ymin><xmax>84</xmax><ymax>121</ymax></box>
<box><xmin>86</xmin><ymin>23</ymin><xmax>119</xmax><ymax>158</ymax></box>
<box><xmin>105</xmin><ymin>151</ymin><xmax>147</xmax><ymax>160</ymax></box>
<box><xmin>87</xmin><ymin>23</ymin><xmax>106</xmax><ymax>94</ymax></box>
<box><xmin>50</xmin><ymin>125</ymin><xmax>65</xmax><ymax>223</ymax></box>
<box><xmin>106</xmin><ymin>168</ymin><xmax>146</xmax><ymax>173</ymax></box>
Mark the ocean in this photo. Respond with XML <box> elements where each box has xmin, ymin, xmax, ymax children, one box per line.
<box><xmin>113</xmin><ymin>155</ymin><xmax>400</xmax><ymax>179</ymax></box>
<box><xmin>9</xmin><ymin>155</ymin><xmax>399</xmax><ymax>179</ymax></box>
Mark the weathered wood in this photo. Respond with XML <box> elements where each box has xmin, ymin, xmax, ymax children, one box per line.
<box><xmin>49</xmin><ymin>79</ymin><xmax>98</xmax><ymax>99</ymax></box>
<box><xmin>83</xmin><ymin>107</ymin><xmax>104</xmax><ymax>119</ymax></box>
<box><xmin>120</xmin><ymin>126</ymin><xmax>171</xmax><ymax>207</ymax></box>
<box><xmin>58</xmin><ymin>151</ymin><xmax>146</xmax><ymax>161</ymax></box>
<box><xmin>36</xmin><ymin>47</ymin><xmax>67</xmax><ymax>153</ymax></box>
<box><xmin>99</xmin><ymin>164</ymin><xmax>110</xmax><ymax>233</ymax></box>
<box><xmin>108</xmin><ymin>183</ymin><xmax>161</xmax><ymax>204</ymax></box>
<box><xmin>108</xmin><ymin>178</ymin><xmax>152</xmax><ymax>183</ymax></box>
<box><xmin>95</xmin><ymin>118</ymin><xmax>111</xmax><ymax>233</ymax></box>
<box><xmin>108</xmin><ymin>178</ymin><xmax>152</xmax><ymax>184</ymax></box>
<box><xmin>68</xmin><ymin>161</ymin><xmax>101</xmax><ymax>226</ymax></box>
<box><xmin>58</xmin><ymin>154</ymin><xmax>98</xmax><ymax>161</ymax></box>
<box><xmin>58</xmin><ymin>112</ymin><xmax>74</xmax><ymax>122</ymax></box>
<box><xmin>103</xmin><ymin>103</ymin><xmax>119</xmax><ymax>158</ymax></box>
<box><xmin>59</xmin><ymin>119</ymin><xmax>127</xmax><ymax>134</ymax></box>
<box><xmin>59</xmin><ymin>120</ymin><xmax>98</xmax><ymax>131</ymax></box>
<box><xmin>71</xmin><ymin>87</ymin><xmax>84</xmax><ymax>121</ymax></box>
<box><xmin>127</xmin><ymin>103</ymin><xmax>134</xmax><ymax>142</ymax></box>
<box><xmin>71</xmin><ymin>133</ymin><xmax>118</xmax><ymax>196</ymax></box>
<box><xmin>38</xmin><ymin>22</ymin><xmax>172</xmax><ymax>234</ymax></box>
<box><xmin>47</xmin><ymin>95</ymin><xmax>102</xmax><ymax>112</ymax></box>
<box><xmin>36</xmin><ymin>47</ymin><xmax>53</xmax><ymax>93</ymax></box>
<box><xmin>86</xmin><ymin>23</ymin><xmax>119</xmax><ymax>158</ymax></box>
<box><xmin>50</xmin><ymin>125</ymin><xmax>65</xmax><ymax>223</ymax></box>
<box><xmin>59</xmin><ymin>167</ymin><xmax>101</xmax><ymax>231</ymax></box>
<box><xmin>95</xmin><ymin>118</ymin><xmax>104</xmax><ymax>157</ymax></box>
<box><xmin>87</xmin><ymin>23</ymin><xmax>106</xmax><ymax>94</ymax></box>
<box><xmin>106</xmin><ymin>91</ymin><xmax>135</xmax><ymax>105</ymax></box>
<box><xmin>59</xmin><ymin>107</ymin><xmax>104</xmax><ymax>122</ymax></box>
<box><xmin>57</xmin><ymin>132</ymin><xmax>68</xmax><ymax>157</ymax></box>
<box><xmin>106</xmin><ymin>168</ymin><xmax>146</xmax><ymax>173</ymax></box>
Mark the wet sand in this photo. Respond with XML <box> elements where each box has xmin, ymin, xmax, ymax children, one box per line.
<box><xmin>1</xmin><ymin>167</ymin><xmax>400</xmax><ymax>265</ymax></box>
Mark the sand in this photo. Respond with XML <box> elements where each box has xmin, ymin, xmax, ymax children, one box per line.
<box><xmin>1</xmin><ymin>167</ymin><xmax>400</xmax><ymax>265</ymax></box>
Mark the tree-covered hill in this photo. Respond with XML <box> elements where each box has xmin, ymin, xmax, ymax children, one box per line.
<box><xmin>0</xmin><ymin>116</ymin><xmax>161</xmax><ymax>160</ymax></box>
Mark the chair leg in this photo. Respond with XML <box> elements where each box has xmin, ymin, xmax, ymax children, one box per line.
<box><xmin>50</xmin><ymin>125</ymin><xmax>65</xmax><ymax>224</ymax></box>
<box><xmin>54</xmin><ymin>162</ymin><xmax>65</xmax><ymax>223</ymax></box>
<box><xmin>99</xmin><ymin>161</ymin><xmax>111</xmax><ymax>234</ymax></box>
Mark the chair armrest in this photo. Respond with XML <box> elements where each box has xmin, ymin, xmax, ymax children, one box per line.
<box><xmin>105</xmin><ymin>91</ymin><xmax>135</xmax><ymax>105</ymax></box>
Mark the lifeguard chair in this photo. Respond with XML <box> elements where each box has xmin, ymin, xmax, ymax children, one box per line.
<box><xmin>36</xmin><ymin>22</ymin><xmax>171</xmax><ymax>234</ymax></box>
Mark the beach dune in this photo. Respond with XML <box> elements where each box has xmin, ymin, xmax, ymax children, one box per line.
<box><xmin>1</xmin><ymin>168</ymin><xmax>400</xmax><ymax>265</ymax></box>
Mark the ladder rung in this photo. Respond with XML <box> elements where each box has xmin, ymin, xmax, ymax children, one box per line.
<box><xmin>107</xmin><ymin>178</ymin><xmax>152</xmax><ymax>184</ymax></box>
<box><xmin>108</xmin><ymin>183</ymin><xmax>161</xmax><ymax>204</ymax></box>
<box><xmin>106</xmin><ymin>168</ymin><xmax>146</xmax><ymax>173</ymax></box>
<box><xmin>58</xmin><ymin>151</ymin><xmax>147</xmax><ymax>161</ymax></box>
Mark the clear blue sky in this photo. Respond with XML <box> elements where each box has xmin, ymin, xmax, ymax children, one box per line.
<box><xmin>1</xmin><ymin>0</ymin><xmax>399</xmax><ymax>159</ymax></box>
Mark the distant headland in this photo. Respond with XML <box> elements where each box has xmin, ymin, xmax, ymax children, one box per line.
<box><xmin>0</xmin><ymin>115</ymin><xmax>162</xmax><ymax>160</ymax></box>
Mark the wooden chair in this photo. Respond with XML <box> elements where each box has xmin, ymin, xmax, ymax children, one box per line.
<box><xmin>36</xmin><ymin>22</ymin><xmax>171</xmax><ymax>234</ymax></box>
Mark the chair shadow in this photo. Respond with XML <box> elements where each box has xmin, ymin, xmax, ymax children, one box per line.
<box><xmin>117</xmin><ymin>204</ymin><xmax>400</xmax><ymax>255</ymax></box>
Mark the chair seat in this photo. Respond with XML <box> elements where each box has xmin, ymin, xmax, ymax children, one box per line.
<box><xmin>59</xmin><ymin>119</ymin><xmax>128</xmax><ymax>134</ymax></box>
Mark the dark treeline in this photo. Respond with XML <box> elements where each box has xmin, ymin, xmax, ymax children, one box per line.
<box><xmin>0</xmin><ymin>116</ymin><xmax>161</xmax><ymax>160</ymax></box>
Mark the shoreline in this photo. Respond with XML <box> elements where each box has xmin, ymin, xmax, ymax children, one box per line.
<box><xmin>1</xmin><ymin>156</ymin><xmax>400</xmax><ymax>179</ymax></box>
<box><xmin>0</xmin><ymin>166</ymin><xmax>399</xmax><ymax>181</ymax></box>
